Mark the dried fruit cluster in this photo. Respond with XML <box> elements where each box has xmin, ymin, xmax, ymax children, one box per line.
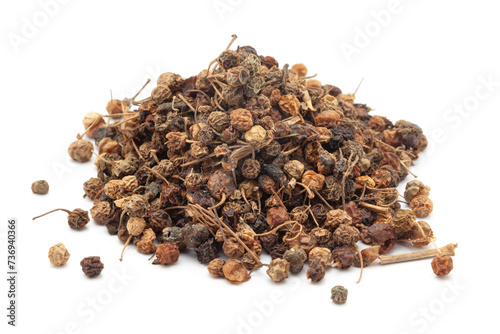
<box><xmin>63</xmin><ymin>36</ymin><xmax>455</xmax><ymax>285</ymax></box>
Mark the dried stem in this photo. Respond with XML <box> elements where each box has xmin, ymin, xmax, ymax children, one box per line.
<box><xmin>379</xmin><ymin>243</ymin><xmax>458</xmax><ymax>265</ymax></box>
<box><xmin>311</xmin><ymin>187</ymin><xmax>334</xmax><ymax>210</ymax></box>
<box><xmin>358</xmin><ymin>202</ymin><xmax>389</xmax><ymax>213</ymax></box>
<box><xmin>254</xmin><ymin>221</ymin><xmax>299</xmax><ymax>237</ymax></box>
<box><xmin>209</xmin><ymin>193</ymin><xmax>227</xmax><ymax>210</ymax></box>
<box><xmin>119</xmin><ymin>236</ymin><xmax>133</xmax><ymax>261</ymax></box>
<box><xmin>143</xmin><ymin>166</ymin><xmax>169</xmax><ymax>185</ymax></box>
<box><xmin>354</xmin><ymin>244</ymin><xmax>363</xmax><ymax>284</ymax></box>
<box><xmin>32</xmin><ymin>208</ymin><xmax>71</xmax><ymax>220</ymax></box>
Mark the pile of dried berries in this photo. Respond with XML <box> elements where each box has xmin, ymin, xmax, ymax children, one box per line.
<box><xmin>53</xmin><ymin>35</ymin><xmax>457</xmax><ymax>288</ymax></box>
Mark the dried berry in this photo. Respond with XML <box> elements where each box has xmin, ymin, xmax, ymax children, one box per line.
<box><xmin>32</xmin><ymin>208</ymin><xmax>89</xmax><ymax>230</ymax></box>
<box><xmin>155</xmin><ymin>243</ymin><xmax>180</xmax><ymax>265</ymax></box>
<box><xmin>324</xmin><ymin>209</ymin><xmax>353</xmax><ymax>230</ymax></box>
<box><xmin>242</xmin><ymin>159</ymin><xmax>261</xmax><ymax>179</ymax></box>
<box><xmin>90</xmin><ymin>201</ymin><xmax>111</xmax><ymax>225</ymax></box>
<box><xmin>196</xmin><ymin>239</ymin><xmax>218</xmax><ymax>264</ymax></box>
<box><xmin>404</xmin><ymin>180</ymin><xmax>431</xmax><ymax>202</ymax></box>
<box><xmin>307</xmin><ymin>259</ymin><xmax>326</xmax><ymax>283</ymax></box>
<box><xmin>267</xmin><ymin>258</ymin><xmax>290</xmax><ymax>282</ymax></box>
<box><xmin>83</xmin><ymin>178</ymin><xmax>104</xmax><ymax>200</ymax></box>
<box><xmin>291</xmin><ymin>63</ymin><xmax>307</xmax><ymax>77</ymax></box>
<box><xmin>48</xmin><ymin>243</ymin><xmax>70</xmax><ymax>266</ymax></box>
<box><xmin>80</xmin><ymin>256</ymin><xmax>104</xmax><ymax>278</ymax></box>
<box><xmin>409</xmin><ymin>195</ymin><xmax>433</xmax><ymax>218</ymax></box>
<box><xmin>223</xmin><ymin>259</ymin><xmax>251</xmax><ymax>284</ymax></box>
<box><xmin>136</xmin><ymin>228</ymin><xmax>157</xmax><ymax>254</ymax></box>
<box><xmin>181</xmin><ymin>223</ymin><xmax>210</xmax><ymax>248</ymax></box>
<box><xmin>431</xmin><ymin>255</ymin><xmax>453</xmax><ymax>276</ymax></box>
<box><xmin>32</xmin><ymin>180</ymin><xmax>49</xmax><ymax>194</ymax></box>
<box><xmin>331</xmin><ymin>286</ymin><xmax>348</xmax><ymax>304</ymax></box>
<box><xmin>68</xmin><ymin>139</ymin><xmax>93</xmax><ymax>162</ymax></box>
<box><xmin>309</xmin><ymin>247</ymin><xmax>333</xmax><ymax>266</ymax></box>
<box><xmin>332</xmin><ymin>245</ymin><xmax>355</xmax><ymax>269</ymax></box>
<box><xmin>208</xmin><ymin>258</ymin><xmax>226</xmax><ymax>277</ymax></box>
<box><xmin>284</xmin><ymin>160</ymin><xmax>304</xmax><ymax>180</ymax></box>
<box><xmin>82</xmin><ymin>112</ymin><xmax>105</xmax><ymax>138</ymax></box>
<box><xmin>266</xmin><ymin>206</ymin><xmax>289</xmax><ymax>228</ymax></box>
<box><xmin>301</xmin><ymin>170</ymin><xmax>325</xmax><ymax>191</ymax></box>
<box><xmin>391</xmin><ymin>209</ymin><xmax>417</xmax><ymax>237</ymax></box>
<box><xmin>283</xmin><ymin>247</ymin><xmax>307</xmax><ymax>274</ymax></box>
<box><xmin>230</xmin><ymin>108</ymin><xmax>253</xmax><ymax>132</ymax></box>
<box><xmin>367</xmin><ymin>223</ymin><xmax>397</xmax><ymax>254</ymax></box>
<box><xmin>333</xmin><ymin>225</ymin><xmax>360</xmax><ymax>245</ymax></box>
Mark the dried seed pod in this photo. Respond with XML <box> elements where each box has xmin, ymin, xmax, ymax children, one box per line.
<box><xmin>324</xmin><ymin>209</ymin><xmax>353</xmax><ymax>230</ymax></box>
<box><xmin>331</xmin><ymin>286</ymin><xmax>348</xmax><ymax>304</ymax></box>
<box><xmin>242</xmin><ymin>159</ymin><xmax>261</xmax><ymax>179</ymax></box>
<box><xmin>83</xmin><ymin>177</ymin><xmax>104</xmax><ymax>200</ymax></box>
<box><xmin>367</xmin><ymin>223</ymin><xmax>397</xmax><ymax>254</ymax></box>
<box><xmin>181</xmin><ymin>223</ymin><xmax>210</xmax><ymax>248</ymax></box>
<box><xmin>333</xmin><ymin>225</ymin><xmax>360</xmax><ymax>245</ymax></box>
<box><xmin>283</xmin><ymin>247</ymin><xmax>307</xmax><ymax>274</ymax></box>
<box><xmin>309</xmin><ymin>247</ymin><xmax>333</xmax><ymax>266</ymax></box>
<box><xmin>208</xmin><ymin>258</ymin><xmax>226</xmax><ymax>277</ymax></box>
<box><xmin>230</xmin><ymin>108</ymin><xmax>254</xmax><ymax>132</ymax></box>
<box><xmin>155</xmin><ymin>243</ymin><xmax>180</xmax><ymax>265</ymax></box>
<box><xmin>267</xmin><ymin>258</ymin><xmax>290</xmax><ymax>282</ymax></box>
<box><xmin>307</xmin><ymin>258</ymin><xmax>326</xmax><ymax>283</ymax></box>
<box><xmin>301</xmin><ymin>170</ymin><xmax>325</xmax><ymax>191</ymax></box>
<box><xmin>68</xmin><ymin>139</ymin><xmax>93</xmax><ymax>162</ymax></box>
<box><xmin>82</xmin><ymin>112</ymin><xmax>105</xmax><ymax>138</ymax></box>
<box><xmin>223</xmin><ymin>259</ymin><xmax>251</xmax><ymax>284</ymax></box>
<box><xmin>431</xmin><ymin>255</ymin><xmax>453</xmax><ymax>276</ymax></box>
<box><xmin>136</xmin><ymin>228</ymin><xmax>157</xmax><ymax>254</ymax></box>
<box><xmin>32</xmin><ymin>180</ymin><xmax>49</xmax><ymax>195</ymax></box>
<box><xmin>80</xmin><ymin>256</ymin><xmax>104</xmax><ymax>278</ymax></box>
<box><xmin>48</xmin><ymin>243</ymin><xmax>70</xmax><ymax>266</ymax></box>
<box><xmin>409</xmin><ymin>195</ymin><xmax>433</xmax><ymax>218</ymax></box>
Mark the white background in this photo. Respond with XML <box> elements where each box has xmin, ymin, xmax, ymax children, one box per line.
<box><xmin>1</xmin><ymin>0</ymin><xmax>499</xmax><ymax>333</ymax></box>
